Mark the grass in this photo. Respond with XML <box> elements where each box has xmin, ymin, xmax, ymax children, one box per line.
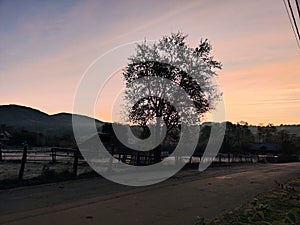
<box><xmin>0</xmin><ymin>162</ymin><xmax>97</xmax><ymax>190</ymax></box>
<box><xmin>0</xmin><ymin>170</ymin><xmax>100</xmax><ymax>190</ymax></box>
<box><xmin>197</xmin><ymin>177</ymin><xmax>300</xmax><ymax>225</ymax></box>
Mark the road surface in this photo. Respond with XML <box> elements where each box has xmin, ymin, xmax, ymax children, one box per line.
<box><xmin>0</xmin><ymin>163</ymin><xmax>299</xmax><ymax>225</ymax></box>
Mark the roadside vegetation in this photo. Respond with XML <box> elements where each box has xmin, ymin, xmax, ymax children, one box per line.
<box><xmin>0</xmin><ymin>163</ymin><xmax>96</xmax><ymax>190</ymax></box>
<box><xmin>198</xmin><ymin>177</ymin><xmax>300</xmax><ymax>225</ymax></box>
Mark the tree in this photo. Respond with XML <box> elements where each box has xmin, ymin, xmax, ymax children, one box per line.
<box><xmin>236</xmin><ymin>121</ymin><xmax>254</xmax><ymax>150</ymax></box>
<box><xmin>257</xmin><ymin>123</ymin><xmax>277</xmax><ymax>143</ymax></box>
<box><xmin>276</xmin><ymin>129</ymin><xmax>298</xmax><ymax>154</ymax></box>
<box><xmin>122</xmin><ymin>32</ymin><xmax>222</xmax><ymax>162</ymax></box>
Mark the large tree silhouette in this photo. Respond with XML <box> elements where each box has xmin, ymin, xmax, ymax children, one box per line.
<box><xmin>122</xmin><ymin>32</ymin><xmax>222</xmax><ymax>162</ymax></box>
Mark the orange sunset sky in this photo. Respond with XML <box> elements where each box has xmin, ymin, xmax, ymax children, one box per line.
<box><xmin>0</xmin><ymin>0</ymin><xmax>299</xmax><ymax>125</ymax></box>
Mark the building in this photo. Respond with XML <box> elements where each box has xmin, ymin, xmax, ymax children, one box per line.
<box><xmin>249</xmin><ymin>142</ymin><xmax>281</xmax><ymax>154</ymax></box>
<box><xmin>0</xmin><ymin>131</ymin><xmax>11</xmax><ymax>145</ymax></box>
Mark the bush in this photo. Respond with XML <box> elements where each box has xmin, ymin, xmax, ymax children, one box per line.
<box><xmin>41</xmin><ymin>165</ymin><xmax>56</xmax><ymax>177</ymax></box>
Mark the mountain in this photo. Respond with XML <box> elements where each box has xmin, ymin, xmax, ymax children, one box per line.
<box><xmin>1</xmin><ymin>104</ymin><xmax>299</xmax><ymax>137</ymax></box>
<box><xmin>0</xmin><ymin>104</ymin><xmax>104</xmax><ymax>133</ymax></box>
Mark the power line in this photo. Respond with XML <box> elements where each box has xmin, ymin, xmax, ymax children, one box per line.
<box><xmin>296</xmin><ymin>0</ymin><xmax>300</xmax><ymax>19</ymax></box>
<box><xmin>283</xmin><ymin>0</ymin><xmax>300</xmax><ymax>48</ymax></box>
<box><xmin>288</xmin><ymin>0</ymin><xmax>300</xmax><ymax>39</ymax></box>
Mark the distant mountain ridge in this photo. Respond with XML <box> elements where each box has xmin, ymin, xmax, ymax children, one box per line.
<box><xmin>0</xmin><ymin>104</ymin><xmax>299</xmax><ymax>137</ymax></box>
<box><xmin>0</xmin><ymin>104</ymin><xmax>103</xmax><ymax>133</ymax></box>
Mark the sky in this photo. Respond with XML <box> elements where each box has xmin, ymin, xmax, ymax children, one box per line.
<box><xmin>0</xmin><ymin>0</ymin><xmax>299</xmax><ymax>125</ymax></box>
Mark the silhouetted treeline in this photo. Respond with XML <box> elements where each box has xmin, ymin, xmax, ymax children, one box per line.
<box><xmin>195</xmin><ymin>121</ymin><xmax>254</xmax><ymax>154</ymax></box>
<box><xmin>1</xmin><ymin>122</ymin><xmax>300</xmax><ymax>155</ymax></box>
<box><xmin>196</xmin><ymin>122</ymin><xmax>300</xmax><ymax>155</ymax></box>
<box><xmin>0</xmin><ymin>124</ymin><xmax>76</xmax><ymax>148</ymax></box>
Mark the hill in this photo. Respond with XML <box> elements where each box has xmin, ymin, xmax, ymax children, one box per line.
<box><xmin>0</xmin><ymin>104</ymin><xmax>103</xmax><ymax>133</ymax></box>
<box><xmin>1</xmin><ymin>104</ymin><xmax>299</xmax><ymax>139</ymax></box>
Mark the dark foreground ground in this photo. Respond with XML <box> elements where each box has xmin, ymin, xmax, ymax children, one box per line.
<box><xmin>0</xmin><ymin>163</ymin><xmax>299</xmax><ymax>225</ymax></box>
<box><xmin>207</xmin><ymin>177</ymin><xmax>300</xmax><ymax>224</ymax></box>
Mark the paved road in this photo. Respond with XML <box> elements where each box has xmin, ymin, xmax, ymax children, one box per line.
<box><xmin>0</xmin><ymin>163</ymin><xmax>299</xmax><ymax>225</ymax></box>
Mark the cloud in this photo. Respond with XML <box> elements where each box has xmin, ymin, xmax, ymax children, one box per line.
<box><xmin>219</xmin><ymin>58</ymin><xmax>300</xmax><ymax>124</ymax></box>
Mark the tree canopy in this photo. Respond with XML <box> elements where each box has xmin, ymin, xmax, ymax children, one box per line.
<box><xmin>122</xmin><ymin>32</ymin><xmax>222</xmax><ymax>132</ymax></box>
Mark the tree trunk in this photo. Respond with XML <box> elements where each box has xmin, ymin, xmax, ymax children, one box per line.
<box><xmin>154</xmin><ymin>120</ymin><xmax>162</xmax><ymax>163</ymax></box>
<box><xmin>154</xmin><ymin>146</ymin><xmax>161</xmax><ymax>163</ymax></box>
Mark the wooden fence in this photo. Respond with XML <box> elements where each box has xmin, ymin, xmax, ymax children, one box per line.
<box><xmin>0</xmin><ymin>145</ymin><xmax>81</xmax><ymax>179</ymax></box>
<box><xmin>1</xmin><ymin>144</ymin><xmax>280</xmax><ymax>181</ymax></box>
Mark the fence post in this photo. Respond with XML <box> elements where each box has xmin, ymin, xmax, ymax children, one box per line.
<box><xmin>107</xmin><ymin>145</ymin><xmax>114</xmax><ymax>171</ymax></box>
<box><xmin>18</xmin><ymin>144</ymin><xmax>28</xmax><ymax>180</ymax></box>
<box><xmin>51</xmin><ymin>148</ymin><xmax>56</xmax><ymax>163</ymax></box>
<box><xmin>72</xmin><ymin>148</ymin><xmax>79</xmax><ymax>176</ymax></box>
<box><xmin>0</xmin><ymin>143</ymin><xmax>2</xmax><ymax>161</ymax></box>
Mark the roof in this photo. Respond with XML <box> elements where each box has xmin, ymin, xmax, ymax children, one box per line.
<box><xmin>249</xmin><ymin>142</ymin><xmax>281</xmax><ymax>152</ymax></box>
<box><xmin>0</xmin><ymin>131</ymin><xmax>11</xmax><ymax>140</ymax></box>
